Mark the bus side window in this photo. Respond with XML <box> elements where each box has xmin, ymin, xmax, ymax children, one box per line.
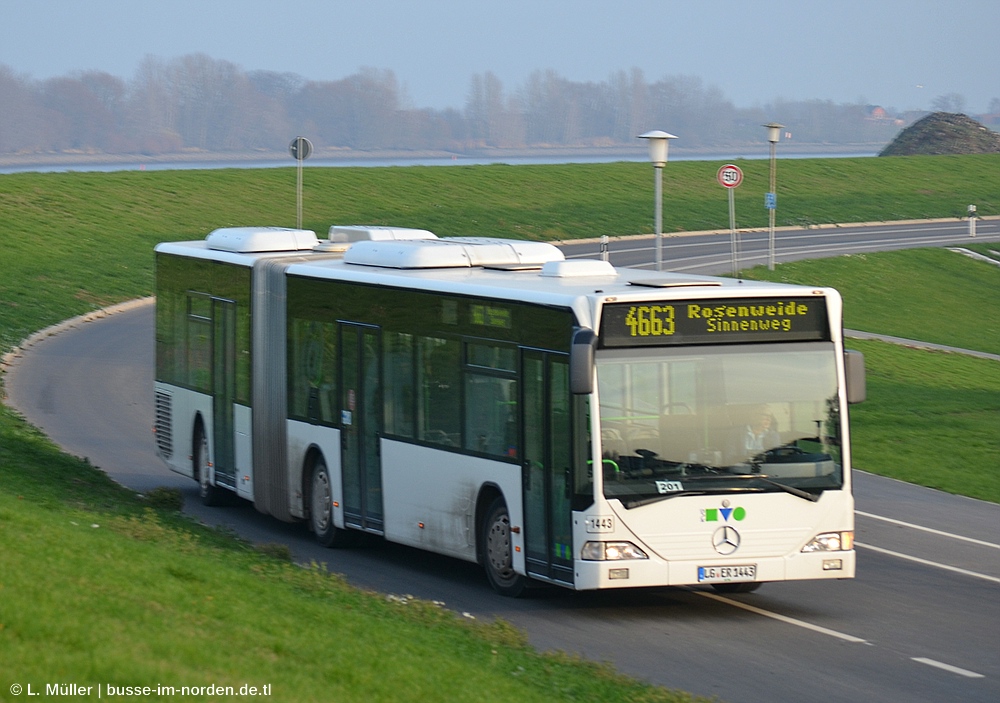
<box><xmin>464</xmin><ymin>373</ymin><xmax>517</xmax><ymax>458</ymax></box>
<box><xmin>384</xmin><ymin>332</ymin><xmax>415</xmax><ymax>438</ymax></box>
<box><xmin>463</xmin><ymin>341</ymin><xmax>518</xmax><ymax>459</ymax></box>
<box><xmin>288</xmin><ymin>318</ymin><xmax>337</xmax><ymax>425</ymax></box>
<box><xmin>417</xmin><ymin>337</ymin><xmax>461</xmax><ymax>446</ymax></box>
<box><xmin>186</xmin><ymin>294</ymin><xmax>211</xmax><ymax>393</ymax></box>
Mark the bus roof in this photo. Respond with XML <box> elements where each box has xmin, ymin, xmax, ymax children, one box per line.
<box><xmin>156</xmin><ymin>229</ymin><xmax>833</xmax><ymax>328</ymax></box>
<box><xmin>285</xmin><ymin>238</ymin><xmax>831</xmax><ymax>330</ymax></box>
<box><xmin>154</xmin><ymin>225</ymin><xmax>441</xmax><ymax>264</ymax></box>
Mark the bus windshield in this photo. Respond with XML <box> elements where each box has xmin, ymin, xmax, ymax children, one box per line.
<box><xmin>596</xmin><ymin>342</ymin><xmax>842</xmax><ymax>506</ymax></box>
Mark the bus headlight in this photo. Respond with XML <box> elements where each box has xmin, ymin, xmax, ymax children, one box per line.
<box><xmin>581</xmin><ymin>541</ymin><xmax>649</xmax><ymax>561</ymax></box>
<box><xmin>802</xmin><ymin>531</ymin><xmax>854</xmax><ymax>552</ymax></box>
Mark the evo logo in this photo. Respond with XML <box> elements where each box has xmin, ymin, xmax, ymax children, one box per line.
<box><xmin>701</xmin><ymin>506</ymin><xmax>746</xmax><ymax>522</ymax></box>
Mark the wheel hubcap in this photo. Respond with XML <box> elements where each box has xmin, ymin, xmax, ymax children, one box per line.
<box><xmin>487</xmin><ymin>514</ymin><xmax>514</xmax><ymax>578</ymax></box>
<box><xmin>312</xmin><ymin>470</ymin><xmax>331</xmax><ymax>532</ymax></box>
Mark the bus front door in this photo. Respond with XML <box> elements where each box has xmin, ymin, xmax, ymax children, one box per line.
<box><xmin>210</xmin><ymin>298</ymin><xmax>237</xmax><ymax>489</ymax></box>
<box><xmin>340</xmin><ymin>323</ymin><xmax>384</xmax><ymax>533</ymax></box>
<box><xmin>522</xmin><ymin>351</ymin><xmax>574</xmax><ymax>585</ymax></box>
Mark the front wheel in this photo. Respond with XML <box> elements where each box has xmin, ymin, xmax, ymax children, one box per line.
<box><xmin>481</xmin><ymin>497</ymin><xmax>527</xmax><ymax>597</ymax></box>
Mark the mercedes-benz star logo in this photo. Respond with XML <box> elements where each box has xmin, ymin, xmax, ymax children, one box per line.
<box><xmin>713</xmin><ymin>526</ymin><xmax>741</xmax><ymax>555</ymax></box>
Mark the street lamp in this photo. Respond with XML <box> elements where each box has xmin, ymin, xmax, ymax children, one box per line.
<box><xmin>638</xmin><ymin>130</ymin><xmax>678</xmax><ymax>271</ymax></box>
<box><xmin>763</xmin><ymin>123</ymin><xmax>783</xmax><ymax>270</ymax></box>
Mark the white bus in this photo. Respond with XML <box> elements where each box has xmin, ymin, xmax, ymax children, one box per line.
<box><xmin>154</xmin><ymin>226</ymin><xmax>865</xmax><ymax>596</ymax></box>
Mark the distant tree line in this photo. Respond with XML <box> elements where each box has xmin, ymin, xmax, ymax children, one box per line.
<box><xmin>0</xmin><ymin>53</ymin><xmax>981</xmax><ymax>157</ymax></box>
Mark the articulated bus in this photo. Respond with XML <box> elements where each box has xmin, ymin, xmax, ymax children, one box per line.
<box><xmin>154</xmin><ymin>226</ymin><xmax>865</xmax><ymax>596</ymax></box>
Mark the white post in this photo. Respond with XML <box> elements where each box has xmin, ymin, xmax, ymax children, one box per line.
<box><xmin>764</xmin><ymin>123</ymin><xmax>783</xmax><ymax>271</ymax></box>
<box><xmin>729</xmin><ymin>187</ymin><xmax>738</xmax><ymax>276</ymax></box>
<box><xmin>296</xmin><ymin>159</ymin><xmax>304</xmax><ymax>230</ymax></box>
<box><xmin>654</xmin><ymin>164</ymin><xmax>663</xmax><ymax>270</ymax></box>
<box><xmin>638</xmin><ymin>130</ymin><xmax>678</xmax><ymax>272</ymax></box>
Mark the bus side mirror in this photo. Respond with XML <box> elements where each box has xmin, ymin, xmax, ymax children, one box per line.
<box><xmin>845</xmin><ymin>349</ymin><xmax>866</xmax><ymax>404</ymax></box>
<box><xmin>570</xmin><ymin>328</ymin><xmax>597</xmax><ymax>395</ymax></box>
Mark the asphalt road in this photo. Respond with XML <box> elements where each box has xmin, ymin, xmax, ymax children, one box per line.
<box><xmin>561</xmin><ymin>216</ymin><xmax>1000</xmax><ymax>274</ymax></box>
<box><xmin>4</xmin><ymin>222</ymin><xmax>999</xmax><ymax>703</ymax></box>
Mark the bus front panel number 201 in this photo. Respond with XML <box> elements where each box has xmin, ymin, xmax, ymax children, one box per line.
<box><xmin>624</xmin><ymin>304</ymin><xmax>675</xmax><ymax>338</ymax></box>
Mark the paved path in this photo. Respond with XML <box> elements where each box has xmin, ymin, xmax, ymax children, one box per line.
<box><xmin>844</xmin><ymin>329</ymin><xmax>1000</xmax><ymax>361</ymax></box>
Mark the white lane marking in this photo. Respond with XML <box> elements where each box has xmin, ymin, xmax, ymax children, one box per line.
<box><xmin>693</xmin><ymin>590</ymin><xmax>869</xmax><ymax>644</ymax></box>
<box><xmin>912</xmin><ymin>657</ymin><xmax>985</xmax><ymax>679</ymax></box>
<box><xmin>856</xmin><ymin>542</ymin><xmax>1000</xmax><ymax>584</ymax></box>
<box><xmin>856</xmin><ymin>510</ymin><xmax>1000</xmax><ymax>549</ymax></box>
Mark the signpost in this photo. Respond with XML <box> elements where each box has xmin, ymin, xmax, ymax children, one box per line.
<box><xmin>290</xmin><ymin>136</ymin><xmax>313</xmax><ymax>229</ymax></box>
<box><xmin>717</xmin><ymin>163</ymin><xmax>743</xmax><ymax>189</ymax></box>
<box><xmin>717</xmin><ymin>164</ymin><xmax>743</xmax><ymax>276</ymax></box>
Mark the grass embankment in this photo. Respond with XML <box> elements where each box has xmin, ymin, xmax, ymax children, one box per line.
<box><xmin>1</xmin><ymin>154</ymin><xmax>997</xmax><ymax>349</ymax></box>
<box><xmin>0</xmin><ymin>158</ymin><xmax>998</xmax><ymax>699</ymax></box>
<box><xmin>0</xmin><ymin>418</ymin><xmax>698</xmax><ymax>702</ymax></box>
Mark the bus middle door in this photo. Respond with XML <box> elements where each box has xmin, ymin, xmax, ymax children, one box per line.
<box><xmin>340</xmin><ymin>323</ymin><xmax>384</xmax><ymax>533</ymax></box>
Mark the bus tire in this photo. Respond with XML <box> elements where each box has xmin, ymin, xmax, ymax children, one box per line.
<box><xmin>481</xmin><ymin>496</ymin><xmax>527</xmax><ymax>597</ymax></box>
<box><xmin>193</xmin><ymin>421</ymin><xmax>228</xmax><ymax>507</ymax></box>
<box><xmin>309</xmin><ymin>457</ymin><xmax>355</xmax><ymax>548</ymax></box>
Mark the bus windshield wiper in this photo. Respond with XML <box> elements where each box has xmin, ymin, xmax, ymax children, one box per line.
<box><xmin>748</xmin><ymin>475</ymin><xmax>818</xmax><ymax>502</ymax></box>
<box><xmin>620</xmin><ymin>473</ymin><xmax>818</xmax><ymax>507</ymax></box>
<box><xmin>623</xmin><ymin>490</ymin><xmax>714</xmax><ymax>509</ymax></box>
<box><xmin>622</xmin><ymin>486</ymin><xmax>759</xmax><ymax>509</ymax></box>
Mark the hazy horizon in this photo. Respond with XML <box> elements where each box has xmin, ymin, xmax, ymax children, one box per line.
<box><xmin>1</xmin><ymin>0</ymin><xmax>997</xmax><ymax>115</ymax></box>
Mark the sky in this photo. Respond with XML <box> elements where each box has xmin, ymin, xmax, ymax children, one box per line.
<box><xmin>1</xmin><ymin>0</ymin><xmax>997</xmax><ymax>114</ymax></box>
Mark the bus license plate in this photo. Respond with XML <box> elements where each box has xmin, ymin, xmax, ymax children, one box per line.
<box><xmin>698</xmin><ymin>565</ymin><xmax>757</xmax><ymax>583</ymax></box>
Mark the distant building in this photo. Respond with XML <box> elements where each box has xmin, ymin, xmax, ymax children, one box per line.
<box><xmin>867</xmin><ymin>105</ymin><xmax>907</xmax><ymax>126</ymax></box>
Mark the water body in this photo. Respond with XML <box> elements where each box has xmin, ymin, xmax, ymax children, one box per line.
<box><xmin>0</xmin><ymin>150</ymin><xmax>877</xmax><ymax>175</ymax></box>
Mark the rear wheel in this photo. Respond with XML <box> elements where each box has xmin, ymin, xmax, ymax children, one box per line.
<box><xmin>309</xmin><ymin>457</ymin><xmax>356</xmax><ymax>548</ymax></box>
<box><xmin>481</xmin><ymin>497</ymin><xmax>527</xmax><ymax>597</ymax></box>
<box><xmin>194</xmin><ymin>422</ymin><xmax>228</xmax><ymax>507</ymax></box>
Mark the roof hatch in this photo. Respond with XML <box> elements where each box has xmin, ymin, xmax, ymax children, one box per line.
<box><xmin>540</xmin><ymin>260</ymin><xmax>617</xmax><ymax>277</ymax></box>
<box><xmin>629</xmin><ymin>278</ymin><xmax>723</xmax><ymax>288</ymax></box>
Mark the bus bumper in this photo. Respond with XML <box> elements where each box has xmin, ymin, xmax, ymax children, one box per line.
<box><xmin>572</xmin><ymin>549</ymin><xmax>856</xmax><ymax>590</ymax></box>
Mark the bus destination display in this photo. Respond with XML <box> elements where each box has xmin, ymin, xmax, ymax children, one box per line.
<box><xmin>600</xmin><ymin>297</ymin><xmax>829</xmax><ymax>347</ymax></box>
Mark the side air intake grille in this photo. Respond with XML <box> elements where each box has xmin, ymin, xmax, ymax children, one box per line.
<box><xmin>154</xmin><ymin>390</ymin><xmax>173</xmax><ymax>459</ymax></box>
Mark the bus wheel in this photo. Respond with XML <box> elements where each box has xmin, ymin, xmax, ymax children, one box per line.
<box><xmin>481</xmin><ymin>497</ymin><xmax>527</xmax><ymax>597</ymax></box>
<box><xmin>194</xmin><ymin>422</ymin><xmax>227</xmax><ymax>507</ymax></box>
<box><xmin>310</xmin><ymin>457</ymin><xmax>355</xmax><ymax>548</ymax></box>
<box><xmin>711</xmin><ymin>581</ymin><xmax>762</xmax><ymax>594</ymax></box>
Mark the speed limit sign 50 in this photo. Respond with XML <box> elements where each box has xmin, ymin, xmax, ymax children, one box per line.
<box><xmin>717</xmin><ymin>164</ymin><xmax>743</xmax><ymax>188</ymax></box>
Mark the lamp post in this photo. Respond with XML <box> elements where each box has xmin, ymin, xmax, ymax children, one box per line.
<box><xmin>763</xmin><ymin>123</ymin><xmax>783</xmax><ymax>270</ymax></box>
<box><xmin>638</xmin><ymin>130</ymin><xmax>678</xmax><ymax>271</ymax></box>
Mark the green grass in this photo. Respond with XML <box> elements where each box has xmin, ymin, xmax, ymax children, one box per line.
<box><xmin>846</xmin><ymin>340</ymin><xmax>1000</xmax><ymax>501</ymax></box>
<box><xmin>741</xmin><ymin>247</ymin><xmax>1000</xmax><ymax>355</ymax></box>
<box><xmin>0</xmin><ymin>413</ymin><xmax>701</xmax><ymax>703</ymax></box>
<box><xmin>1</xmin><ymin>157</ymin><xmax>999</xmax><ymax>699</ymax></box>
<box><xmin>1</xmin><ymin>154</ymin><xmax>997</xmax><ymax>349</ymax></box>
